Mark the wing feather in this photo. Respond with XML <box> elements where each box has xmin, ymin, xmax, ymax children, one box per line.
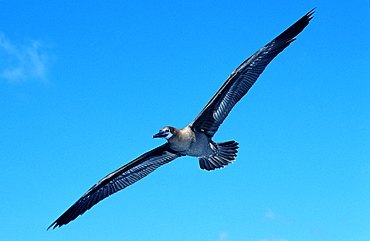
<box><xmin>48</xmin><ymin>144</ymin><xmax>180</xmax><ymax>229</ymax></box>
<box><xmin>190</xmin><ymin>9</ymin><xmax>314</xmax><ymax>136</ymax></box>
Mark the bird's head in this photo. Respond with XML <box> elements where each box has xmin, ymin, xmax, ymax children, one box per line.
<box><xmin>153</xmin><ymin>127</ymin><xmax>174</xmax><ymax>140</ymax></box>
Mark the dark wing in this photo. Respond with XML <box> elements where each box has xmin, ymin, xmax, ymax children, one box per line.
<box><xmin>48</xmin><ymin>144</ymin><xmax>181</xmax><ymax>229</ymax></box>
<box><xmin>190</xmin><ymin>9</ymin><xmax>314</xmax><ymax>137</ymax></box>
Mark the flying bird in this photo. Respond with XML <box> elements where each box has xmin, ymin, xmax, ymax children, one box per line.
<box><xmin>48</xmin><ymin>9</ymin><xmax>314</xmax><ymax>229</ymax></box>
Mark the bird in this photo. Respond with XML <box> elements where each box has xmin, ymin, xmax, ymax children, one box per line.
<box><xmin>48</xmin><ymin>9</ymin><xmax>314</xmax><ymax>229</ymax></box>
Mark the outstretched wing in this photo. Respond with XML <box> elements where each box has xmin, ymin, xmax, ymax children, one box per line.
<box><xmin>48</xmin><ymin>144</ymin><xmax>181</xmax><ymax>229</ymax></box>
<box><xmin>190</xmin><ymin>9</ymin><xmax>314</xmax><ymax>137</ymax></box>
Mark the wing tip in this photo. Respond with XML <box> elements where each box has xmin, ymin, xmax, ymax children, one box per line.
<box><xmin>47</xmin><ymin>221</ymin><xmax>59</xmax><ymax>230</ymax></box>
<box><xmin>302</xmin><ymin>8</ymin><xmax>316</xmax><ymax>26</ymax></box>
<box><xmin>273</xmin><ymin>8</ymin><xmax>315</xmax><ymax>46</ymax></box>
<box><xmin>307</xmin><ymin>8</ymin><xmax>316</xmax><ymax>18</ymax></box>
<box><xmin>305</xmin><ymin>8</ymin><xmax>315</xmax><ymax>24</ymax></box>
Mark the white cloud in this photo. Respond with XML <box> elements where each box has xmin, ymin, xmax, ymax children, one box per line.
<box><xmin>0</xmin><ymin>32</ymin><xmax>52</xmax><ymax>82</ymax></box>
<box><xmin>215</xmin><ymin>231</ymin><xmax>230</xmax><ymax>241</ymax></box>
<box><xmin>246</xmin><ymin>237</ymin><xmax>288</xmax><ymax>241</ymax></box>
<box><xmin>261</xmin><ymin>208</ymin><xmax>292</xmax><ymax>225</ymax></box>
<box><xmin>265</xmin><ymin>208</ymin><xmax>278</xmax><ymax>219</ymax></box>
<box><xmin>264</xmin><ymin>239</ymin><xmax>288</xmax><ymax>241</ymax></box>
<box><xmin>263</xmin><ymin>208</ymin><xmax>281</xmax><ymax>221</ymax></box>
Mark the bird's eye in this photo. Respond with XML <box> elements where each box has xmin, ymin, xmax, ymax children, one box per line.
<box><xmin>165</xmin><ymin>129</ymin><xmax>170</xmax><ymax>133</ymax></box>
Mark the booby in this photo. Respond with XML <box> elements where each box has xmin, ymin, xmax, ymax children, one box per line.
<box><xmin>48</xmin><ymin>9</ymin><xmax>314</xmax><ymax>229</ymax></box>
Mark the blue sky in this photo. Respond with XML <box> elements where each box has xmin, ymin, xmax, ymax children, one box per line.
<box><xmin>1</xmin><ymin>1</ymin><xmax>369</xmax><ymax>241</ymax></box>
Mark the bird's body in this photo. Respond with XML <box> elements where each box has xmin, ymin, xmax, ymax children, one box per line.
<box><xmin>155</xmin><ymin>125</ymin><xmax>238</xmax><ymax>169</ymax></box>
<box><xmin>48</xmin><ymin>9</ymin><xmax>314</xmax><ymax>229</ymax></box>
<box><xmin>158</xmin><ymin>126</ymin><xmax>212</xmax><ymax>155</ymax></box>
<box><xmin>163</xmin><ymin>126</ymin><xmax>199</xmax><ymax>154</ymax></box>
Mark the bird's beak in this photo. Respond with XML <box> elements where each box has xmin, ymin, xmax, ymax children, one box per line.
<box><xmin>153</xmin><ymin>131</ymin><xmax>166</xmax><ymax>138</ymax></box>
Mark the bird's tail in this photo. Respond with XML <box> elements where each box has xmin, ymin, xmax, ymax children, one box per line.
<box><xmin>199</xmin><ymin>141</ymin><xmax>239</xmax><ymax>171</ymax></box>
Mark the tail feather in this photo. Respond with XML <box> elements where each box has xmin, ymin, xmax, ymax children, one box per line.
<box><xmin>199</xmin><ymin>141</ymin><xmax>239</xmax><ymax>171</ymax></box>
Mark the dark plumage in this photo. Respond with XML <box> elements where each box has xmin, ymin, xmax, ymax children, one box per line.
<box><xmin>48</xmin><ymin>9</ymin><xmax>314</xmax><ymax>229</ymax></box>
